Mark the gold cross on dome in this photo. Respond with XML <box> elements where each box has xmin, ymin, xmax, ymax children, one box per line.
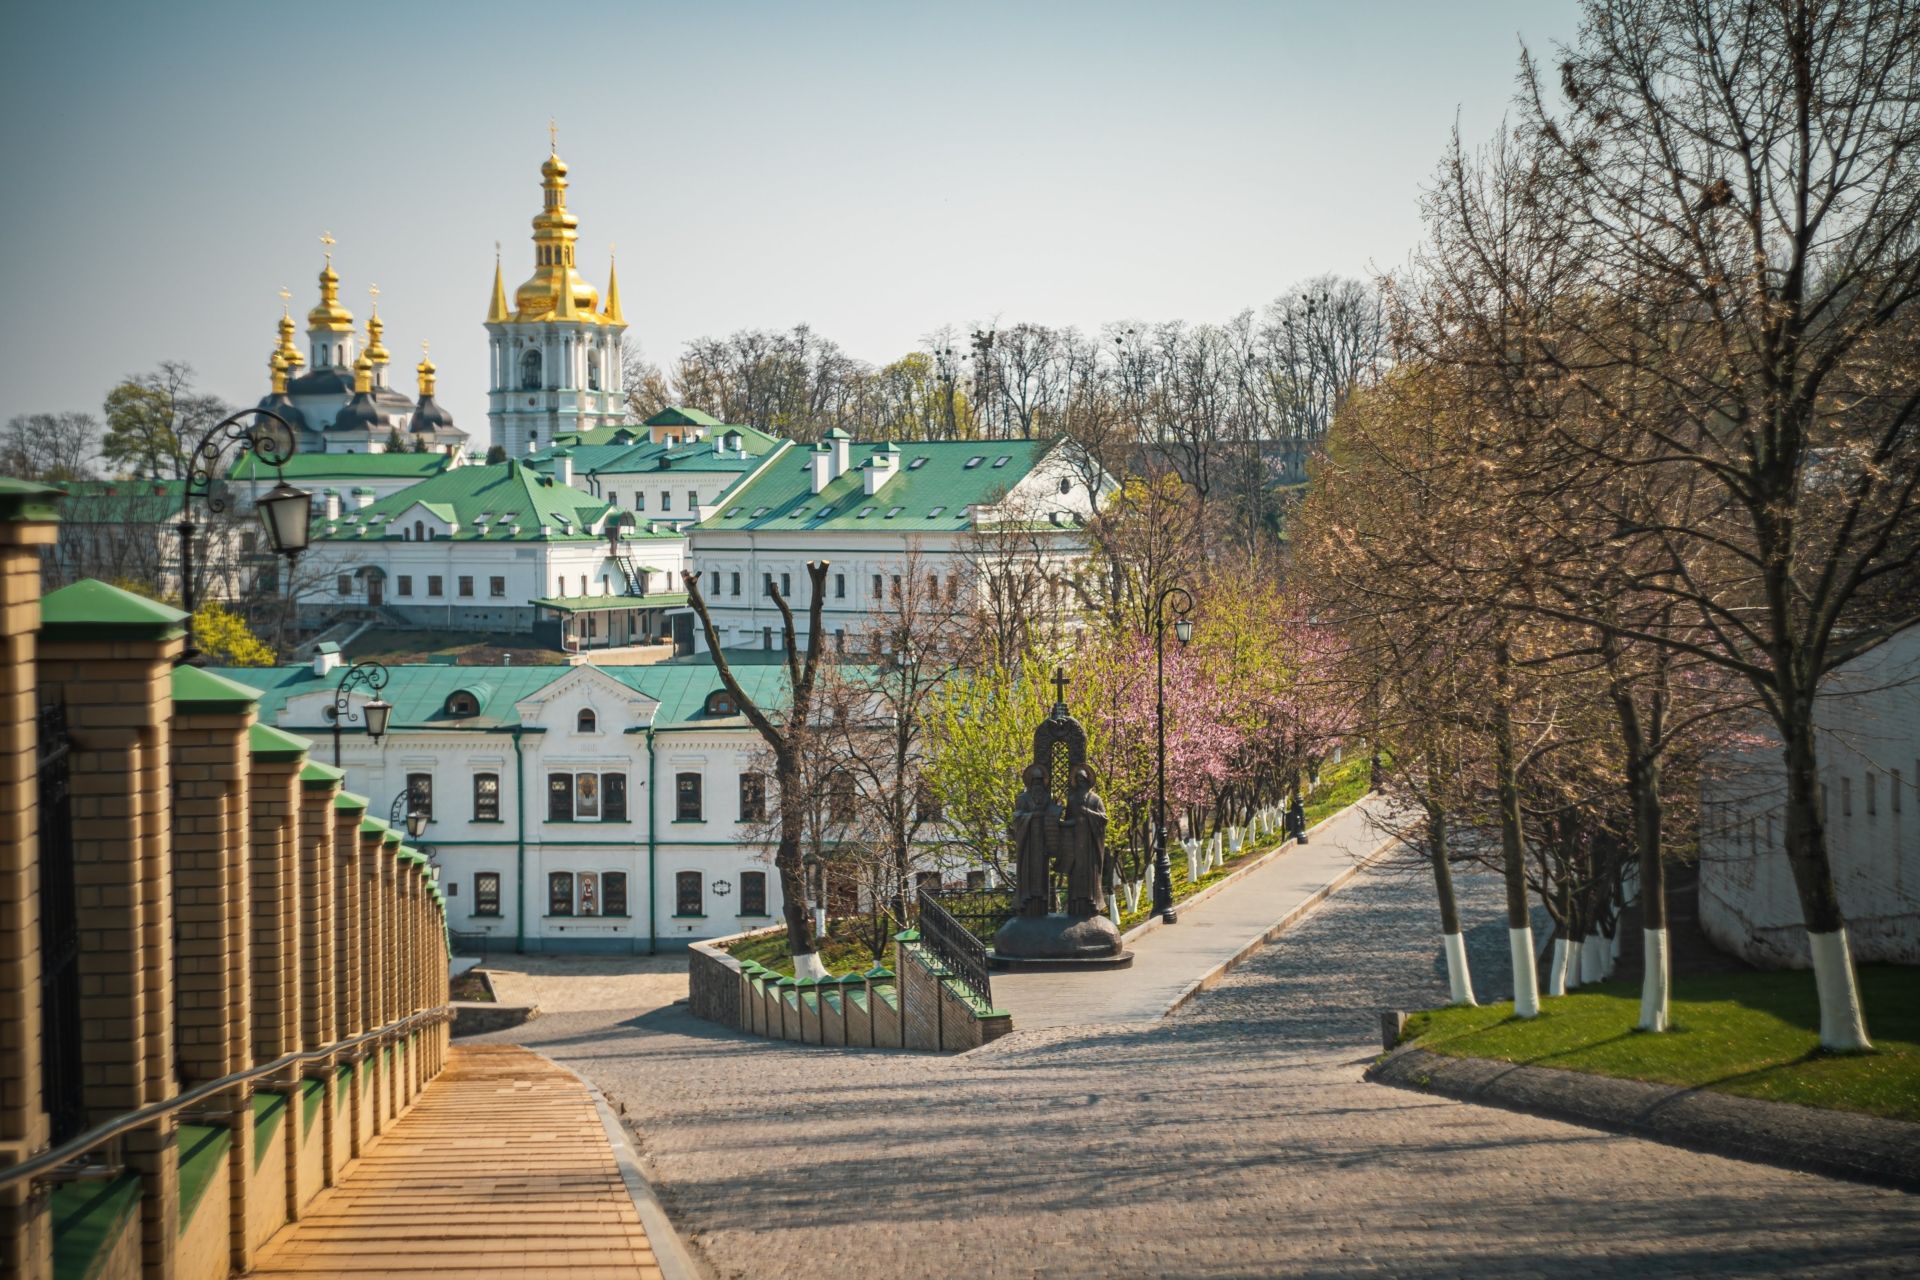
<box><xmin>319</xmin><ymin>231</ymin><xmax>335</xmax><ymax>262</ymax></box>
<box><xmin>369</xmin><ymin>282</ymin><xmax>380</xmax><ymax>303</ymax></box>
<box><xmin>421</xmin><ymin>340</ymin><xmax>430</xmax><ymax>356</ymax></box>
<box><xmin>548</xmin><ymin>117</ymin><xmax>558</xmax><ymax>151</ymax></box>
<box><xmin>278</xmin><ymin>286</ymin><xmax>291</xmax><ymax>311</ymax></box>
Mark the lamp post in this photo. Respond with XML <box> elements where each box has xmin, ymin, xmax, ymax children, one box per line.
<box><xmin>176</xmin><ymin>406</ymin><xmax>311</xmax><ymax>663</ymax></box>
<box><xmin>1152</xmin><ymin>585</ymin><xmax>1196</xmax><ymax>921</ymax></box>
<box><xmin>329</xmin><ymin>660</ymin><xmax>393</xmax><ymax>768</ymax></box>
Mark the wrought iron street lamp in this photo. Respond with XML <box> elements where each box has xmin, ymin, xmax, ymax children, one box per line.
<box><xmin>177</xmin><ymin>407</ymin><xmax>310</xmax><ymax>662</ymax></box>
<box><xmin>1152</xmin><ymin>585</ymin><xmax>1196</xmax><ymax>921</ymax></box>
<box><xmin>329</xmin><ymin>660</ymin><xmax>392</xmax><ymax>767</ymax></box>
<box><xmin>388</xmin><ymin>792</ymin><xmax>429</xmax><ymax>840</ymax></box>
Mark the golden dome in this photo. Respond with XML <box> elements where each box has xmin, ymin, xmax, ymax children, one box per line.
<box><xmin>275</xmin><ymin>295</ymin><xmax>305</xmax><ymax>370</ymax></box>
<box><xmin>502</xmin><ymin>145</ymin><xmax>607</xmax><ymax>324</ymax></box>
<box><xmin>351</xmin><ymin>350</ymin><xmax>373</xmax><ymax>395</ymax></box>
<box><xmin>307</xmin><ymin>248</ymin><xmax>354</xmax><ymax>333</ymax></box>
<box><xmin>365</xmin><ymin>308</ymin><xmax>390</xmax><ymax>367</ymax></box>
<box><xmin>269</xmin><ymin>351</ymin><xmax>290</xmax><ymax>396</ymax></box>
<box><xmin>417</xmin><ymin>341</ymin><xmax>438</xmax><ymax>397</ymax></box>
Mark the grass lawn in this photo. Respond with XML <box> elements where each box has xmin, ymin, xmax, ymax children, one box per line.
<box><xmin>1403</xmin><ymin>965</ymin><xmax>1920</xmax><ymax>1123</ymax></box>
<box><xmin>726</xmin><ymin>923</ymin><xmax>896</xmax><ymax>978</ymax></box>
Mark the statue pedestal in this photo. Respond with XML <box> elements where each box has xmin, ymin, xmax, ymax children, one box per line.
<box><xmin>990</xmin><ymin>913</ymin><xmax>1133</xmax><ymax>971</ymax></box>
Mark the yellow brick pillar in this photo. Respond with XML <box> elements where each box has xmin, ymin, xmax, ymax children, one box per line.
<box><xmin>376</xmin><ymin>829</ymin><xmax>401</xmax><ymax>1121</ymax></box>
<box><xmin>355</xmin><ymin>819</ymin><xmax>390</xmax><ymax>1136</ymax></box>
<box><xmin>0</xmin><ymin>480</ymin><xmax>60</xmax><ymax>1280</ymax></box>
<box><xmin>38</xmin><ymin>579</ymin><xmax>187</xmax><ymax>1280</ymax></box>
<box><xmin>331</xmin><ymin>792</ymin><xmax>367</xmax><ymax>1157</ymax></box>
<box><xmin>297</xmin><ymin>763</ymin><xmax>342</xmax><ymax>1187</ymax></box>
<box><xmin>168</xmin><ymin>666</ymin><xmax>260</xmax><ymax>1275</ymax></box>
<box><xmin>246</xmin><ymin>723</ymin><xmax>309</xmax><ymax>1226</ymax></box>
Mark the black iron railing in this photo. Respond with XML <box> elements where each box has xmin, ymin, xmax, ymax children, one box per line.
<box><xmin>916</xmin><ymin>888</ymin><xmax>994</xmax><ymax>1008</ymax></box>
<box><xmin>921</xmin><ymin>888</ymin><xmax>1013</xmax><ymax>944</ymax></box>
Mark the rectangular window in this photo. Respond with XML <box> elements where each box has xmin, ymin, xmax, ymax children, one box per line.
<box><xmin>739</xmin><ymin>772</ymin><xmax>766</xmax><ymax>823</ymax></box>
<box><xmin>891</xmin><ymin>574</ymin><xmax>902</xmax><ymax>599</ymax></box>
<box><xmin>406</xmin><ymin>772</ymin><xmax>433</xmax><ymax>821</ymax></box>
<box><xmin>730</xmin><ymin>571</ymin><xmax>741</xmax><ymax>597</ymax></box>
<box><xmin>549</xmin><ymin>872</ymin><xmax>574</xmax><ymax>916</ymax></box>
<box><xmin>871</xmin><ymin>573</ymin><xmax>882</xmax><ymax>598</ymax></box>
<box><xmin>834</xmin><ymin>629</ymin><xmax>846</xmax><ymax>654</ymax></box>
<box><xmin>604</xmin><ymin>772</ymin><xmax>628</xmax><ymax>822</ymax></box>
<box><xmin>337</xmin><ymin>575</ymin><xmax>351</xmax><ymax>597</ymax></box>
<box><xmin>1894</xmin><ymin>769</ymin><xmax>1903</xmax><ymax>814</ymax></box>
<box><xmin>966</xmin><ymin>870</ymin><xmax>987</xmax><ymax>891</ymax></box>
<box><xmin>661</xmin><ymin>491</ymin><xmax>671</xmax><ymax>512</ymax></box>
<box><xmin>578</xmin><ymin>871</ymin><xmax>599</xmax><ymax>916</ymax></box>
<box><xmin>915</xmin><ymin>780</ymin><xmax>943</xmax><ymax>824</ymax></box>
<box><xmin>398</xmin><ymin>575</ymin><xmax>413</xmax><ymax>596</ymax></box>
<box><xmin>607</xmin><ymin>491</ymin><xmax>619</xmax><ymax>508</ymax></box>
<box><xmin>458</xmin><ymin>576</ymin><xmax>474</xmax><ymax>597</ymax></box>
<box><xmin>576</xmin><ymin>772</ymin><xmax>601</xmax><ymax>820</ymax></box>
<box><xmin>676</xmin><ymin>870</ymin><xmax>703</xmax><ymax>916</ymax></box>
<box><xmin>928</xmin><ymin>573</ymin><xmax>939</xmax><ymax>597</ymax></box>
<box><xmin>490</xmin><ymin>576</ymin><xmax>506</xmax><ymax>598</ymax></box>
<box><xmin>548</xmin><ymin>772</ymin><xmax>573</xmax><ymax>821</ymax></box>
<box><xmin>428</xmin><ymin>575</ymin><xmax>444</xmax><ymax>597</ymax></box>
<box><xmin>676</xmin><ymin>772</ymin><xmax>703</xmax><ymax>821</ymax></box>
<box><xmin>740</xmin><ymin>870</ymin><xmax>767</xmax><ymax>916</ymax></box>
<box><xmin>688</xmin><ymin>489</ymin><xmax>698</xmax><ymax>511</ymax></box>
<box><xmin>604</xmin><ymin>871</ymin><xmax>628</xmax><ymax>917</ymax></box>
<box><xmin>1867</xmin><ymin>772</ymin><xmax>1878</xmax><ymax>817</ymax></box>
<box><xmin>762</xmin><ymin>626</ymin><xmax>773</xmax><ymax>650</ymax></box>
<box><xmin>474</xmin><ymin>871</ymin><xmax>501</xmax><ymax>917</ymax></box>
<box><xmin>780</xmin><ymin>572</ymin><xmax>792</xmax><ymax>596</ymax></box>
<box><xmin>635</xmin><ymin>492</ymin><xmax>645</xmax><ymax>511</ymax></box>
<box><xmin>763</xmin><ymin>572</ymin><xmax>774</xmax><ymax>598</ymax></box>
<box><xmin>710</xmin><ymin>570</ymin><xmax>721</xmax><ymax>595</ymax></box>
<box><xmin>474</xmin><ymin>773</ymin><xmax>500</xmax><ymax>822</ymax></box>
<box><xmin>835</xmin><ymin>572</ymin><xmax>846</xmax><ymax>599</ymax></box>
<box><xmin>829</xmin><ymin>771</ymin><xmax>855</xmax><ymax>824</ymax></box>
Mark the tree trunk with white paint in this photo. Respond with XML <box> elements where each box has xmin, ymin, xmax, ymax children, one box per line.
<box><xmin>1547</xmin><ymin>937</ymin><xmax>1570</xmax><ymax>997</ymax></box>
<box><xmin>1492</xmin><ymin>642</ymin><xmax>1540</xmax><ymax>1018</ymax></box>
<box><xmin>1423</xmin><ymin>792</ymin><xmax>1475</xmax><ymax>1006</ymax></box>
<box><xmin>1781</xmin><ymin>711</ymin><xmax>1872</xmax><ymax>1050</ymax></box>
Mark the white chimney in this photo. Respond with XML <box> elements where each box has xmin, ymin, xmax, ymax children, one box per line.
<box><xmin>353</xmin><ymin>487</ymin><xmax>375</xmax><ymax>510</ymax></box>
<box><xmin>555</xmin><ymin>449</ymin><xmax>574</xmax><ymax>486</ymax></box>
<box><xmin>312</xmin><ymin>644</ymin><xmax>342</xmax><ymax>677</ymax></box>
<box><xmin>810</xmin><ymin>443</ymin><xmax>834</xmax><ymax>495</ymax></box>
<box><xmin>322</xmin><ymin>489</ymin><xmax>341</xmax><ymax>520</ymax></box>
<box><xmin>865</xmin><ymin>448</ymin><xmax>899</xmax><ymax>496</ymax></box>
<box><xmin>829</xmin><ymin>431</ymin><xmax>850</xmax><ymax>477</ymax></box>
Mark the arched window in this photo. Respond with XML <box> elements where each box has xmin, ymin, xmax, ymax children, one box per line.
<box><xmin>413</xmin><ymin>520</ymin><xmax>424</xmax><ymax>542</ymax></box>
<box><xmin>704</xmin><ymin>689</ymin><xmax>737</xmax><ymax>717</ymax></box>
<box><xmin>445</xmin><ymin>691</ymin><xmax>479</xmax><ymax>718</ymax></box>
<box><xmin>519</xmin><ymin>348</ymin><xmax>542</xmax><ymax>390</ymax></box>
<box><xmin>576</xmin><ymin>708</ymin><xmax>597</xmax><ymax>733</ymax></box>
<box><xmin>587</xmin><ymin>350</ymin><xmax>601</xmax><ymax>390</ymax></box>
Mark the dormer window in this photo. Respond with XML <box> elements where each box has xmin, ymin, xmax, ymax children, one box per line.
<box><xmin>993</xmin><ymin>455</ymin><xmax>1012</xmax><ymax>468</ymax></box>
<box><xmin>704</xmin><ymin>689</ymin><xmax>737</xmax><ymax>716</ymax></box>
<box><xmin>964</xmin><ymin>456</ymin><xmax>985</xmax><ymax>469</ymax></box>
<box><xmin>928</xmin><ymin>506</ymin><xmax>945</xmax><ymax>518</ymax></box>
<box><xmin>445</xmin><ymin>692</ymin><xmax>479</xmax><ymax>718</ymax></box>
<box><xmin>885</xmin><ymin>506</ymin><xmax>904</xmax><ymax>518</ymax></box>
<box><xmin>908</xmin><ymin>456</ymin><xmax>929</xmax><ymax>470</ymax></box>
<box><xmin>577</xmin><ymin>709</ymin><xmax>597</xmax><ymax>733</ymax></box>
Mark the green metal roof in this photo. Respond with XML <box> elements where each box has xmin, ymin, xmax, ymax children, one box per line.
<box><xmin>229</xmin><ymin>453</ymin><xmax>453</xmax><ymax>482</ymax></box>
<box><xmin>51</xmin><ymin>480</ymin><xmax>187</xmax><ymax>524</ymax></box>
<box><xmin>42</xmin><ymin>579</ymin><xmax>187</xmax><ymax>639</ymax></box>
<box><xmin>172</xmin><ymin>665</ymin><xmax>263</xmax><ymax>714</ymax></box>
<box><xmin>207</xmin><ymin>654</ymin><xmax>844</xmax><ymax>732</ymax></box>
<box><xmin>249</xmin><ymin>722</ymin><xmax>313</xmax><ymax>762</ymax></box>
<box><xmin>312</xmin><ymin>458</ymin><xmax>613</xmax><ymax>543</ymax></box>
<box><xmin>532</xmin><ymin>592</ymin><xmax>689</xmax><ymax>614</ymax></box>
<box><xmin>696</xmin><ymin>440</ymin><xmax>1053</xmax><ymax>533</ymax></box>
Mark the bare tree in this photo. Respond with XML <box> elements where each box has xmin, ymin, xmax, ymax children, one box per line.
<box><xmin>2</xmin><ymin>412</ymin><xmax>98</xmax><ymax>482</ymax></box>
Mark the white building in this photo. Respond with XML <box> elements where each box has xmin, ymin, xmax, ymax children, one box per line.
<box><xmin>686</xmin><ymin>434</ymin><xmax>1098</xmax><ymax>652</ymax></box>
<box><xmin>485</xmin><ymin>146</ymin><xmax>629</xmax><ymax>457</ymax></box>
<box><xmin>217</xmin><ymin>651</ymin><xmax>807</xmax><ymax>953</ymax></box>
<box><xmin>1698</xmin><ymin>623</ymin><xmax>1920</xmax><ymax>965</ymax></box>
<box><xmin>534</xmin><ymin>407</ymin><xmax>790</xmax><ymax>529</ymax></box>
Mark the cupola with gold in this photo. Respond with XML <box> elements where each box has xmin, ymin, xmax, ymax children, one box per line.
<box><xmin>364</xmin><ymin>286</ymin><xmax>391</xmax><ymax>389</ymax></box>
<box><xmin>306</xmin><ymin>233</ymin><xmax>356</xmax><ymax>369</ymax></box>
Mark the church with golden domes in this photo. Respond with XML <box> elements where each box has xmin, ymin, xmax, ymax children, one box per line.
<box><xmin>485</xmin><ymin>142</ymin><xmax>628</xmax><ymax>457</ymax></box>
<box><xmin>259</xmin><ymin>237</ymin><xmax>468</xmax><ymax>457</ymax></box>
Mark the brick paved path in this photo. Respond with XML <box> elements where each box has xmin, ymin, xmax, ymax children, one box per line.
<box><xmin>995</xmin><ymin>797</ymin><xmax>1396</xmax><ymax>1029</ymax></box>
<box><xmin>252</xmin><ymin>1044</ymin><xmax>664</xmax><ymax>1279</ymax></box>
<box><xmin>481</xmin><ymin>865</ymin><xmax>1920</xmax><ymax>1279</ymax></box>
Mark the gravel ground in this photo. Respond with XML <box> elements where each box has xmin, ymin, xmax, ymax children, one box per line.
<box><xmin>477</xmin><ymin>865</ymin><xmax>1920</xmax><ymax>1279</ymax></box>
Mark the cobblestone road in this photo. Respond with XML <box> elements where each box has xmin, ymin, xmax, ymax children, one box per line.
<box><xmin>480</xmin><ymin>864</ymin><xmax>1920</xmax><ymax>1279</ymax></box>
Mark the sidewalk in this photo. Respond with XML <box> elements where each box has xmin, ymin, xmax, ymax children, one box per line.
<box><xmin>991</xmin><ymin>797</ymin><xmax>1396</xmax><ymax>1031</ymax></box>
<box><xmin>251</xmin><ymin>1044</ymin><xmax>674</xmax><ymax>1279</ymax></box>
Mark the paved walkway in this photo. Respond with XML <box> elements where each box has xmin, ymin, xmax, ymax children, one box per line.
<box><xmin>476</xmin><ymin>860</ymin><xmax>1920</xmax><ymax>1278</ymax></box>
<box><xmin>252</xmin><ymin>1044</ymin><xmax>665</xmax><ymax>1279</ymax></box>
<box><xmin>993</xmin><ymin>796</ymin><xmax>1396</xmax><ymax>1029</ymax></box>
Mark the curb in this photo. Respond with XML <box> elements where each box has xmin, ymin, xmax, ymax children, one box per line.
<box><xmin>1121</xmin><ymin>794</ymin><xmax>1387</xmax><ymax>949</ymax></box>
<box><xmin>1367</xmin><ymin>1047</ymin><xmax>1920</xmax><ymax>1193</ymax></box>
<box><xmin>560</xmin><ymin>1061</ymin><xmax>711</xmax><ymax>1280</ymax></box>
<box><xmin>1158</xmin><ymin>830</ymin><xmax>1402</xmax><ymax>1020</ymax></box>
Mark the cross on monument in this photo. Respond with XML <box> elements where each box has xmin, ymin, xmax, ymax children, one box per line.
<box><xmin>1052</xmin><ymin>667</ymin><xmax>1070</xmax><ymax>706</ymax></box>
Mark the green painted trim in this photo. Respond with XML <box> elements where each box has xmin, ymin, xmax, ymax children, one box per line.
<box><xmin>250</xmin><ymin>721</ymin><xmax>313</xmax><ymax>762</ymax></box>
<box><xmin>252</xmin><ymin>1091</ymin><xmax>288</xmax><ymax>1169</ymax></box>
<box><xmin>302</xmin><ymin>759</ymin><xmax>346</xmax><ymax>788</ymax></box>
<box><xmin>42</xmin><ymin>578</ymin><xmax>187</xmax><ymax>640</ymax></box>
<box><xmin>51</xmin><ymin>1170</ymin><xmax>141</xmax><ymax>1280</ymax></box>
<box><xmin>176</xmin><ymin>1123</ymin><xmax>230</xmax><ymax>1236</ymax></box>
<box><xmin>171</xmin><ymin>665</ymin><xmax>263</xmax><ymax>714</ymax></box>
<box><xmin>302</xmin><ymin>1078</ymin><xmax>324</xmax><ymax>1133</ymax></box>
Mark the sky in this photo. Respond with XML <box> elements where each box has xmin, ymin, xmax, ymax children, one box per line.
<box><xmin>0</xmin><ymin>0</ymin><xmax>1582</xmax><ymax>444</ymax></box>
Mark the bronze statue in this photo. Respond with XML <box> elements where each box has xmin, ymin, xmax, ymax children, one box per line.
<box><xmin>1012</xmin><ymin>763</ymin><xmax>1054</xmax><ymax>916</ymax></box>
<box><xmin>1063</xmin><ymin>764</ymin><xmax>1110</xmax><ymax>916</ymax></box>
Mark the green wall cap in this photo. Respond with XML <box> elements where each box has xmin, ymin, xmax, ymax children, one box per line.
<box><xmin>334</xmin><ymin>791</ymin><xmax>369</xmax><ymax>813</ymax></box>
<box><xmin>301</xmin><ymin>759</ymin><xmax>345</xmax><ymax>787</ymax></box>
<box><xmin>41</xmin><ymin>578</ymin><xmax>187</xmax><ymax>641</ymax></box>
<box><xmin>172</xmin><ymin>665</ymin><xmax>263</xmax><ymax>714</ymax></box>
<box><xmin>893</xmin><ymin>929</ymin><xmax>919</xmax><ymax>942</ymax></box>
<box><xmin>0</xmin><ymin>476</ymin><xmax>63</xmax><ymax>523</ymax></box>
<box><xmin>249</xmin><ymin>722</ymin><xmax>311</xmax><ymax>762</ymax></box>
<box><xmin>865</xmin><ymin>965</ymin><xmax>894</xmax><ymax>980</ymax></box>
<box><xmin>382</xmin><ymin>829</ymin><xmax>402</xmax><ymax>847</ymax></box>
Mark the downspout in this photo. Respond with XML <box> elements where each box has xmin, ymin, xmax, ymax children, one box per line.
<box><xmin>646</xmin><ymin>726</ymin><xmax>658</xmax><ymax>954</ymax></box>
<box><xmin>513</xmin><ymin>726</ymin><xmax>527</xmax><ymax>953</ymax></box>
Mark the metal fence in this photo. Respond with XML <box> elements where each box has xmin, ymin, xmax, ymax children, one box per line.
<box><xmin>915</xmin><ymin>888</ymin><xmax>995</xmax><ymax>1008</ymax></box>
<box><xmin>920</xmin><ymin>888</ymin><xmax>1013</xmax><ymax>944</ymax></box>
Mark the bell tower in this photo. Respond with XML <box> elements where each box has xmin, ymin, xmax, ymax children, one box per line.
<box><xmin>484</xmin><ymin>131</ymin><xmax>628</xmax><ymax>457</ymax></box>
